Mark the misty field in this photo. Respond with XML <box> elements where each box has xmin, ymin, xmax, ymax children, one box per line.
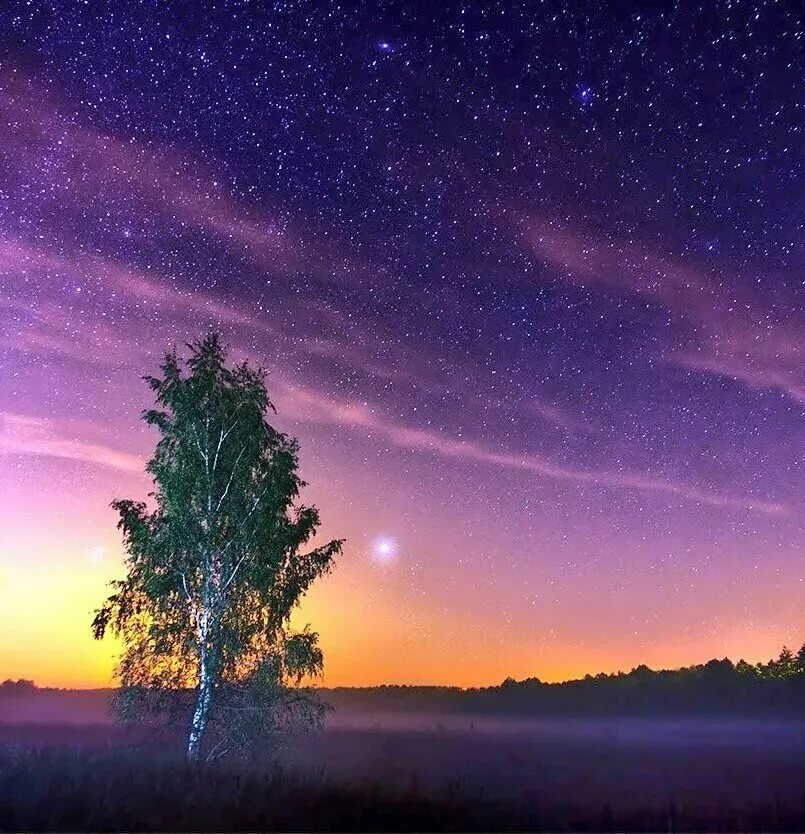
<box><xmin>1</xmin><ymin>706</ymin><xmax>804</xmax><ymax>831</ymax></box>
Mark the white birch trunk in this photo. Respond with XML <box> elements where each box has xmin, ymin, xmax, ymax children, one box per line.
<box><xmin>187</xmin><ymin>605</ymin><xmax>215</xmax><ymax>762</ymax></box>
<box><xmin>187</xmin><ymin>649</ymin><xmax>213</xmax><ymax>761</ymax></box>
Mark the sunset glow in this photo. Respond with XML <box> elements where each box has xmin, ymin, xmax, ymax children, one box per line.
<box><xmin>0</xmin><ymin>3</ymin><xmax>802</xmax><ymax>691</ymax></box>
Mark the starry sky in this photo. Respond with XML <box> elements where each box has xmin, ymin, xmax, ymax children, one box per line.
<box><xmin>0</xmin><ymin>1</ymin><xmax>802</xmax><ymax>688</ymax></box>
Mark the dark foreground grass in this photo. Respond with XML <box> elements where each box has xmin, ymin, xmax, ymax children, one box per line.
<box><xmin>0</xmin><ymin>746</ymin><xmax>803</xmax><ymax>832</ymax></box>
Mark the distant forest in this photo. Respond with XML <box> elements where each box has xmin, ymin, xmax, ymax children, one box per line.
<box><xmin>4</xmin><ymin>643</ymin><xmax>804</xmax><ymax>717</ymax></box>
<box><xmin>323</xmin><ymin>643</ymin><xmax>805</xmax><ymax>716</ymax></box>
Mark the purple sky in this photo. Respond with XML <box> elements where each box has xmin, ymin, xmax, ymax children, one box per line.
<box><xmin>0</xmin><ymin>1</ymin><xmax>802</xmax><ymax>687</ymax></box>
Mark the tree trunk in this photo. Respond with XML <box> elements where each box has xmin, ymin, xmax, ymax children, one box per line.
<box><xmin>187</xmin><ymin>647</ymin><xmax>214</xmax><ymax>762</ymax></box>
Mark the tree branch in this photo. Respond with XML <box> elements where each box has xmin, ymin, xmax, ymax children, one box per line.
<box><xmin>221</xmin><ymin>551</ymin><xmax>249</xmax><ymax>594</ymax></box>
<box><xmin>213</xmin><ymin>444</ymin><xmax>247</xmax><ymax>517</ymax></box>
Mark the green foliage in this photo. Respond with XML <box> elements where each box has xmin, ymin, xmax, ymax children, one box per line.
<box><xmin>93</xmin><ymin>334</ymin><xmax>343</xmax><ymax>759</ymax></box>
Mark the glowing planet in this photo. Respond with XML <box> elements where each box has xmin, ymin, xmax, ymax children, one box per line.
<box><xmin>371</xmin><ymin>536</ymin><xmax>398</xmax><ymax>564</ymax></box>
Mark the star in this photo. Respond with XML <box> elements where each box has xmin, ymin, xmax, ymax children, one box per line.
<box><xmin>574</xmin><ymin>84</ymin><xmax>594</xmax><ymax>108</ymax></box>
<box><xmin>371</xmin><ymin>537</ymin><xmax>398</xmax><ymax>565</ymax></box>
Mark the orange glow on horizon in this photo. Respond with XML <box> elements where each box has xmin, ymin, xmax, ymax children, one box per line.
<box><xmin>1</xmin><ymin>425</ymin><xmax>801</xmax><ymax>692</ymax></box>
<box><xmin>0</xmin><ymin>546</ymin><xmax>798</xmax><ymax>691</ymax></box>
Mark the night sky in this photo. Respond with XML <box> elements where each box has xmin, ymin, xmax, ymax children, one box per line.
<box><xmin>0</xmin><ymin>1</ymin><xmax>802</xmax><ymax>688</ymax></box>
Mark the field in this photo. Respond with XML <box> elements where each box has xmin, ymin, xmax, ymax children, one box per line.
<box><xmin>1</xmin><ymin>695</ymin><xmax>804</xmax><ymax>831</ymax></box>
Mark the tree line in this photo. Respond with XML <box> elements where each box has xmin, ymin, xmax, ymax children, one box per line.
<box><xmin>5</xmin><ymin>643</ymin><xmax>805</xmax><ymax>718</ymax></box>
<box><xmin>323</xmin><ymin>644</ymin><xmax>805</xmax><ymax>716</ymax></box>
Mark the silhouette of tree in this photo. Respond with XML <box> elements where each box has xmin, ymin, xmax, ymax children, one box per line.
<box><xmin>773</xmin><ymin>646</ymin><xmax>798</xmax><ymax>679</ymax></box>
<box><xmin>320</xmin><ymin>642</ymin><xmax>805</xmax><ymax>718</ymax></box>
<box><xmin>0</xmin><ymin>679</ymin><xmax>36</xmax><ymax>691</ymax></box>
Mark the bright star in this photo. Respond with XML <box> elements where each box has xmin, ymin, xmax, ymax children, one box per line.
<box><xmin>574</xmin><ymin>84</ymin><xmax>594</xmax><ymax>108</ymax></box>
<box><xmin>371</xmin><ymin>536</ymin><xmax>398</xmax><ymax>564</ymax></box>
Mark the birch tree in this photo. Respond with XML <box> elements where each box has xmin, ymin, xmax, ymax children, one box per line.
<box><xmin>92</xmin><ymin>334</ymin><xmax>342</xmax><ymax>762</ymax></box>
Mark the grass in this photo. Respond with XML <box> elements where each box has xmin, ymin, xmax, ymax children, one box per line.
<box><xmin>1</xmin><ymin>746</ymin><xmax>502</xmax><ymax>832</ymax></box>
<box><xmin>1</xmin><ymin>745</ymin><xmax>804</xmax><ymax>832</ymax></box>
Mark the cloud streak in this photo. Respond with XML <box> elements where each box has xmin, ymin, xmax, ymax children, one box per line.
<box><xmin>0</xmin><ymin>73</ymin><xmax>792</xmax><ymax>518</ymax></box>
<box><xmin>1</xmin><ymin>71</ymin><xmax>591</xmax><ymax>440</ymax></box>
<box><xmin>273</xmin><ymin>381</ymin><xmax>787</xmax><ymax>517</ymax></box>
<box><xmin>0</xmin><ymin>412</ymin><xmax>142</xmax><ymax>472</ymax></box>
<box><xmin>1</xmin><ymin>229</ymin><xmax>587</xmax><ymax>438</ymax></box>
<box><xmin>522</xmin><ymin>218</ymin><xmax>804</xmax><ymax>406</ymax></box>
<box><xmin>0</xmin><ymin>73</ymin><xmax>370</xmax><ymax>286</ymax></box>
<box><xmin>0</xmin><ymin>232</ymin><xmax>786</xmax><ymax>516</ymax></box>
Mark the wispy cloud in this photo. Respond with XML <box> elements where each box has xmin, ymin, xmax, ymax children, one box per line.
<box><xmin>1</xmin><ymin>232</ymin><xmax>786</xmax><ymax>515</ymax></box>
<box><xmin>0</xmin><ymin>72</ymin><xmax>371</xmax><ymax>286</ymax></box>
<box><xmin>0</xmin><ymin>412</ymin><xmax>142</xmax><ymax>472</ymax></box>
<box><xmin>0</xmin><ymin>236</ymin><xmax>265</xmax><ymax>373</ymax></box>
<box><xmin>522</xmin><ymin>217</ymin><xmax>804</xmax><ymax>406</ymax></box>
<box><xmin>1</xmin><ymin>228</ymin><xmax>587</xmax><ymax>438</ymax></box>
<box><xmin>273</xmin><ymin>380</ymin><xmax>787</xmax><ymax>517</ymax></box>
<box><xmin>1</xmin><ymin>71</ymin><xmax>589</xmax><ymax>440</ymax></box>
<box><xmin>671</xmin><ymin>352</ymin><xmax>805</xmax><ymax>406</ymax></box>
<box><xmin>1</xmin><ymin>73</ymin><xmax>790</xmax><ymax>516</ymax></box>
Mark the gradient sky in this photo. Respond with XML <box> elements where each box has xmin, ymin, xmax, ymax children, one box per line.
<box><xmin>0</xmin><ymin>1</ymin><xmax>802</xmax><ymax>689</ymax></box>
